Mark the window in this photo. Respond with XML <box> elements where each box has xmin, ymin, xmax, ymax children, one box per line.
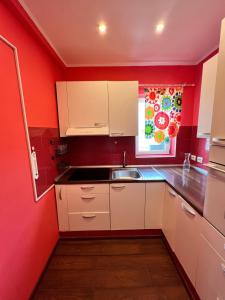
<box><xmin>136</xmin><ymin>87</ymin><xmax>182</xmax><ymax>158</ymax></box>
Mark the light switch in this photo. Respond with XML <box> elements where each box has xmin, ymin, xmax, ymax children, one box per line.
<box><xmin>191</xmin><ymin>155</ymin><xmax>196</xmax><ymax>161</ymax></box>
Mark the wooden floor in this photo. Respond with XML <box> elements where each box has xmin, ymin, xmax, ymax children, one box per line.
<box><xmin>32</xmin><ymin>238</ymin><xmax>190</xmax><ymax>300</ymax></box>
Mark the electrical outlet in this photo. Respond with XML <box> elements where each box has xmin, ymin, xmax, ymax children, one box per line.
<box><xmin>197</xmin><ymin>156</ymin><xmax>203</xmax><ymax>164</ymax></box>
<box><xmin>191</xmin><ymin>155</ymin><xmax>196</xmax><ymax>161</ymax></box>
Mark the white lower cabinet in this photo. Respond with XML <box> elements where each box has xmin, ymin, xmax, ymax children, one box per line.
<box><xmin>162</xmin><ymin>185</ymin><xmax>178</xmax><ymax>251</ymax></box>
<box><xmin>55</xmin><ymin>184</ymin><xmax>110</xmax><ymax>231</ymax></box>
<box><xmin>174</xmin><ymin>197</ymin><xmax>201</xmax><ymax>285</ymax></box>
<box><xmin>145</xmin><ymin>182</ymin><xmax>165</xmax><ymax>229</ymax></box>
<box><xmin>55</xmin><ymin>185</ymin><xmax>69</xmax><ymax>231</ymax></box>
<box><xmin>110</xmin><ymin>183</ymin><xmax>145</xmax><ymax>230</ymax></box>
<box><xmin>196</xmin><ymin>218</ymin><xmax>225</xmax><ymax>300</ymax></box>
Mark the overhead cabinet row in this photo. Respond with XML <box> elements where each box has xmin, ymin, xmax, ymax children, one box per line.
<box><xmin>56</xmin><ymin>81</ymin><xmax>138</xmax><ymax>137</ymax></box>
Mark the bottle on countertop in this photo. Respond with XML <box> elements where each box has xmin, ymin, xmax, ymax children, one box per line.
<box><xmin>183</xmin><ymin>153</ymin><xmax>191</xmax><ymax>171</ymax></box>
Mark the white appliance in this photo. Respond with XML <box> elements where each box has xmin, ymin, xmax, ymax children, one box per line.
<box><xmin>204</xmin><ymin>18</ymin><xmax>225</xmax><ymax>237</ymax></box>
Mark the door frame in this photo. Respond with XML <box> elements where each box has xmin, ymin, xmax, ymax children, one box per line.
<box><xmin>0</xmin><ymin>35</ymin><xmax>54</xmax><ymax>202</ymax></box>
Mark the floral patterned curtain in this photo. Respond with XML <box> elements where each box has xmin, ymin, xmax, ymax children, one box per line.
<box><xmin>144</xmin><ymin>87</ymin><xmax>183</xmax><ymax>144</ymax></box>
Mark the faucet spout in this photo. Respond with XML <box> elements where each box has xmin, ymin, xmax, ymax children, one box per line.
<box><xmin>123</xmin><ymin>151</ymin><xmax>127</xmax><ymax>168</ymax></box>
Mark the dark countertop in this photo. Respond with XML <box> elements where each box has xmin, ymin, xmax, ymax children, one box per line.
<box><xmin>150</xmin><ymin>167</ymin><xmax>207</xmax><ymax>215</ymax></box>
<box><xmin>55</xmin><ymin>166</ymin><xmax>207</xmax><ymax>215</ymax></box>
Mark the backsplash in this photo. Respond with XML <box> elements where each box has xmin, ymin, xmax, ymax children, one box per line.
<box><xmin>190</xmin><ymin>126</ymin><xmax>209</xmax><ymax>168</ymax></box>
<box><xmin>61</xmin><ymin>126</ymin><xmax>193</xmax><ymax>166</ymax></box>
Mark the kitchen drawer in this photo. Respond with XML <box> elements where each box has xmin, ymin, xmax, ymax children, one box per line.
<box><xmin>200</xmin><ymin>217</ymin><xmax>225</xmax><ymax>260</ymax></box>
<box><xmin>67</xmin><ymin>184</ymin><xmax>109</xmax><ymax>195</ymax></box>
<box><xmin>68</xmin><ymin>193</ymin><xmax>109</xmax><ymax>212</ymax></box>
<box><xmin>196</xmin><ymin>234</ymin><xmax>225</xmax><ymax>300</ymax></box>
<box><xmin>68</xmin><ymin>212</ymin><xmax>110</xmax><ymax>231</ymax></box>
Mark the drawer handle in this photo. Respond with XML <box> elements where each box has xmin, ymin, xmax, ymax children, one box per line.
<box><xmin>221</xmin><ymin>263</ymin><xmax>225</xmax><ymax>273</ymax></box>
<box><xmin>82</xmin><ymin>214</ymin><xmax>96</xmax><ymax>218</ymax></box>
<box><xmin>81</xmin><ymin>186</ymin><xmax>94</xmax><ymax>190</ymax></box>
<box><xmin>168</xmin><ymin>189</ymin><xmax>176</xmax><ymax>197</ymax></box>
<box><xmin>81</xmin><ymin>196</ymin><xmax>96</xmax><ymax>200</ymax></box>
<box><xmin>59</xmin><ymin>188</ymin><xmax>62</xmax><ymax>200</ymax></box>
<box><xmin>181</xmin><ymin>203</ymin><xmax>196</xmax><ymax>216</ymax></box>
<box><xmin>111</xmin><ymin>185</ymin><xmax>125</xmax><ymax>189</ymax></box>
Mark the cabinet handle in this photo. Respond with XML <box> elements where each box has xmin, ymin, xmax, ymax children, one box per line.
<box><xmin>221</xmin><ymin>263</ymin><xmax>225</xmax><ymax>273</ymax></box>
<box><xmin>212</xmin><ymin>137</ymin><xmax>225</xmax><ymax>147</ymax></box>
<box><xmin>94</xmin><ymin>122</ymin><xmax>106</xmax><ymax>127</ymax></box>
<box><xmin>168</xmin><ymin>188</ymin><xmax>176</xmax><ymax>197</ymax></box>
<box><xmin>82</xmin><ymin>214</ymin><xmax>96</xmax><ymax>218</ymax></box>
<box><xmin>111</xmin><ymin>132</ymin><xmax>124</xmax><ymax>136</ymax></box>
<box><xmin>59</xmin><ymin>188</ymin><xmax>62</xmax><ymax>200</ymax></box>
<box><xmin>181</xmin><ymin>202</ymin><xmax>196</xmax><ymax>216</ymax></box>
<box><xmin>81</xmin><ymin>196</ymin><xmax>96</xmax><ymax>200</ymax></box>
<box><xmin>80</xmin><ymin>186</ymin><xmax>94</xmax><ymax>190</ymax></box>
<box><xmin>111</xmin><ymin>185</ymin><xmax>125</xmax><ymax>189</ymax></box>
<box><xmin>205</xmin><ymin>163</ymin><xmax>225</xmax><ymax>174</ymax></box>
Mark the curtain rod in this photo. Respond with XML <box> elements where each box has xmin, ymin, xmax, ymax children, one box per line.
<box><xmin>139</xmin><ymin>83</ymin><xmax>195</xmax><ymax>87</ymax></box>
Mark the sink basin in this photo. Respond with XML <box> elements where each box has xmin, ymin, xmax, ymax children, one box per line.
<box><xmin>112</xmin><ymin>168</ymin><xmax>142</xmax><ymax>180</ymax></box>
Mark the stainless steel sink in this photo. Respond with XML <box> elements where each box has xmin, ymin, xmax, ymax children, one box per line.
<box><xmin>111</xmin><ymin>168</ymin><xmax>142</xmax><ymax>180</ymax></box>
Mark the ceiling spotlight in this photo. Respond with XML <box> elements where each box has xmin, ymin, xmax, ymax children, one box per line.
<box><xmin>98</xmin><ymin>22</ymin><xmax>107</xmax><ymax>34</ymax></box>
<box><xmin>156</xmin><ymin>22</ymin><xmax>165</xmax><ymax>34</ymax></box>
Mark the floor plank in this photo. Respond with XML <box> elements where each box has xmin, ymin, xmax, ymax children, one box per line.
<box><xmin>32</xmin><ymin>238</ymin><xmax>190</xmax><ymax>300</ymax></box>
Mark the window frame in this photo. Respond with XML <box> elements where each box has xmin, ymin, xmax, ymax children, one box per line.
<box><xmin>135</xmin><ymin>97</ymin><xmax>177</xmax><ymax>158</ymax></box>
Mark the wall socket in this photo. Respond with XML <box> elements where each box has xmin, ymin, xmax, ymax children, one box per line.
<box><xmin>197</xmin><ymin>156</ymin><xmax>203</xmax><ymax>164</ymax></box>
<box><xmin>191</xmin><ymin>155</ymin><xmax>196</xmax><ymax>161</ymax></box>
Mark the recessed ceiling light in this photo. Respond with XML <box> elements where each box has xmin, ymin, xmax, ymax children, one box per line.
<box><xmin>156</xmin><ymin>22</ymin><xmax>165</xmax><ymax>34</ymax></box>
<box><xmin>98</xmin><ymin>23</ymin><xmax>107</xmax><ymax>34</ymax></box>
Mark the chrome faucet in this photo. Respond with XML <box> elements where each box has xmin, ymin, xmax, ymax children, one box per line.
<box><xmin>123</xmin><ymin>151</ymin><xmax>127</xmax><ymax>168</ymax></box>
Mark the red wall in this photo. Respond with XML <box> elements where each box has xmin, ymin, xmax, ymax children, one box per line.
<box><xmin>63</xmin><ymin>66</ymin><xmax>196</xmax><ymax>165</ymax></box>
<box><xmin>0</xmin><ymin>2</ymin><xmax>63</xmax><ymax>299</ymax></box>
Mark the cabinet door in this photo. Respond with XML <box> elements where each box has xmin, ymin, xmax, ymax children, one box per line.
<box><xmin>211</xmin><ymin>19</ymin><xmax>225</xmax><ymax>140</ymax></box>
<box><xmin>197</xmin><ymin>54</ymin><xmax>218</xmax><ymax>138</ymax></box>
<box><xmin>110</xmin><ymin>183</ymin><xmax>145</xmax><ymax>230</ymax></box>
<box><xmin>108</xmin><ymin>81</ymin><xmax>138</xmax><ymax>136</ymax></box>
<box><xmin>67</xmin><ymin>81</ymin><xmax>109</xmax><ymax>129</ymax></box>
<box><xmin>145</xmin><ymin>182</ymin><xmax>165</xmax><ymax>229</ymax></box>
<box><xmin>162</xmin><ymin>185</ymin><xmax>178</xmax><ymax>251</ymax></box>
<box><xmin>175</xmin><ymin>197</ymin><xmax>201</xmax><ymax>285</ymax></box>
<box><xmin>196</xmin><ymin>234</ymin><xmax>225</xmax><ymax>300</ymax></box>
<box><xmin>55</xmin><ymin>185</ymin><xmax>69</xmax><ymax>231</ymax></box>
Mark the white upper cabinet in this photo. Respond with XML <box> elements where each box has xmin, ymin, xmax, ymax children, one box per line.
<box><xmin>211</xmin><ymin>18</ymin><xmax>225</xmax><ymax>141</ymax></box>
<box><xmin>56</xmin><ymin>81</ymin><xmax>109</xmax><ymax>136</ymax></box>
<box><xmin>108</xmin><ymin>81</ymin><xmax>138</xmax><ymax>136</ymax></box>
<box><xmin>56</xmin><ymin>81</ymin><xmax>138</xmax><ymax>137</ymax></box>
<box><xmin>197</xmin><ymin>54</ymin><xmax>218</xmax><ymax>138</ymax></box>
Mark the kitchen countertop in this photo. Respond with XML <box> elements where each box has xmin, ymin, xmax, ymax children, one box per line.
<box><xmin>55</xmin><ymin>166</ymin><xmax>207</xmax><ymax>215</ymax></box>
<box><xmin>150</xmin><ymin>167</ymin><xmax>207</xmax><ymax>215</ymax></box>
